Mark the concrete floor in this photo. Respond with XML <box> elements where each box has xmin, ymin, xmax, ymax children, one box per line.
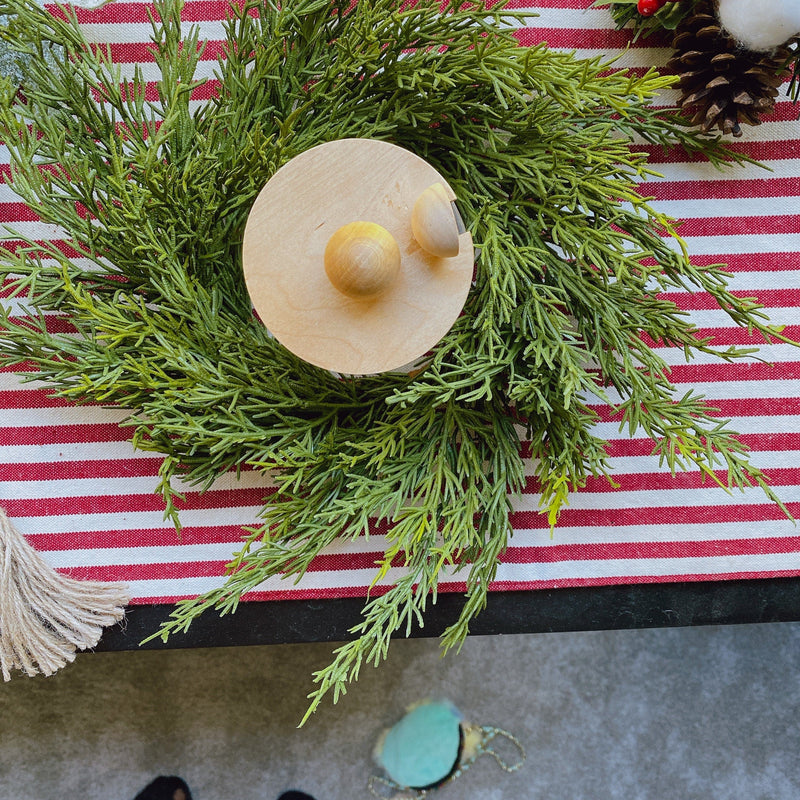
<box><xmin>1</xmin><ymin>622</ymin><xmax>799</xmax><ymax>799</ymax></box>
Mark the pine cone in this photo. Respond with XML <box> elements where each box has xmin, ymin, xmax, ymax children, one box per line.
<box><xmin>667</xmin><ymin>0</ymin><xmax>795</xmax><ymax>137</ymax></box>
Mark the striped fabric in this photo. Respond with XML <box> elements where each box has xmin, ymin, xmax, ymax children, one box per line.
<box><xmin>1</xmin><ymin>0</ymin><xmax>799</xmax><ymax>606</ymax></box>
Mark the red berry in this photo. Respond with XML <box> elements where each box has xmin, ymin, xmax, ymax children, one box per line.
<box><xmin>637</xmin><ymin>0</ymin><xmax>665</xmax><ymax>15</ymax></box>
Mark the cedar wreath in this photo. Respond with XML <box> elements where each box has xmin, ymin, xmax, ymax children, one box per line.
<box><xmin>0</xmin><ymin>0</ymin><xmax>795</xmax><ymax>720</ymax></box>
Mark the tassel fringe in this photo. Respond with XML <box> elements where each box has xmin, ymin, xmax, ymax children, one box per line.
<box><xmin>0</xmin><ymin>507</ymin><xmax>129</xmax><ymax>681</ymax></box>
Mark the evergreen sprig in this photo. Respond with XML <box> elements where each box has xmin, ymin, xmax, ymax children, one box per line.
<box><xmin>0</xmin><ymin>0</ymin><xmax>795</xmax><ymax>720</ymax></box>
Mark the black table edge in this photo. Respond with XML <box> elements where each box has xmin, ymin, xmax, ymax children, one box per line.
<box><xmin>95</xmin><ymin>576</ymin><xmax>800</xmax><ymax>652</ymax></box>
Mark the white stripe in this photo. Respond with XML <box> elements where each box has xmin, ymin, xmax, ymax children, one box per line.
<box><xmin>5</xmin><ymin>346</ymin><xmax>796</xmax><ymax>389</ymax></box>
<box><xmin>108</xmin><ymin>576</ymin><xmax>230</xmax><ymax>597</ymax></box>
<box><xmin>0</xmin><ymin>440</ymin><xmax>154</xmax><ymax>463</ymax></box>
<box><xmin>2</xmin><ymin>298</ymin><xmax>73</xmax><ymax>317</ymax></box>
<box><xmin>671</xmin><ymin>234</ymin><xmax>800</xmax><ymax>257</ymax></box>
<box><xmin>492</xmin><ymin>551</ymin><xmax>800</xmax><ymax>582</ymax></box>
<box><xmin>632</xmin><ymin>109</ymin><xmax>800</xmax><ymax>143</ymax></box>
<box><xmin>1</xmin><ymin>444</ymin><xmax>794</xmax><ymax>492</ymax></box>
<box><xmin>590</xmin><ymin>416</ymin><xmax>800</xmax><ymax>438</ymax></box>
<box><xmin>8</xmin><ymin>507</ymin><xmax>264</xmax><ymax>535</ymax></box>
<box><xmin>0</xmin><ymin>220</ymin><xmax>68</xmax><ymax>241</ymax></box>
<box><xmin>642</xmin><ymin>160</ymin><xmax>800</xmax><ymax>184</ymax></box>
<box><xmin>78</xmin><ymin>20</ymin><xmax>228</xmax><ymax>43</ymax></box>
<box><xmin>0</xmin><ymin>468</ymin><xmax>271</xmax><ymax>499</ymax></box>
<box><xmin>0</xmin><ymin>406</ymin><xmax>130</xmax><ymax>426</ymax></box>
<box><xmin>508</xmin><ymin>517</ymin><xmax>800</xmax><ymax>546</ymax></box>
<box><xmin>44</xmin><ymin>541</ymin><xmax>243</xmax><ymax>567</ymax></box>
<box><xmin>659</xmin><ymin>273</ymin><xmax>800</xmax><ymax>293</ymax></box>
<box><xmin>0</xmin><ymin>374</ymin><xmax>57</xmax><ymax>391</ymax></box>
<box><xmin>658</xmin><ymin>306</ymin><xmax>798</xmax><ymax>328</ymax></box>
<box><xmin>645</xmin><ymin>197</ymin><xmax>800</xmax><ymax>220</ymax></box>
<box><xmin>656</xmin><ymin>343</ymin><xmax>800</xmax><ymax>365</ymax></box>
<box><xmin>600</xmin><ymin>379</ymin><xmax>800</xmax><ymax>402</ymax></box>
<box><xmin>565</xmin><ymin>48</ymin><xmax>671</xmax><ymax>69</ymax></box>
<box><xmin>511</xmin><ymin>483</ymin><xmax>793</xmax><ymax>513</ymax></box>
<box><xmin>508</xmin><ymin>6</ymin><xmax>613</xmax><ymax>29</ymax></box>
<box><xmin>95</xmin><ymin>58</ymin><xmax>221</xmax><ymax>83</ymax></box>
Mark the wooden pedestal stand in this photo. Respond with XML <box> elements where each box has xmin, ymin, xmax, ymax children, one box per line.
<box><xmin>242</xmin><ymin>139</ymin><xmax>474</xmax><ymax>375</ymax></box>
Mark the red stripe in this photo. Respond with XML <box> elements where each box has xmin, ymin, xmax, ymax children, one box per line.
<box><xmin>1</xmin><ymin>486</ymin><xmax>271</xmax><ymax>517</ymax></box>
<box><xmin>3</xmin><ymin>206</ymin><xmax>799</xmax><ymax>243</ymax></box>
<box><xmin>31</xmin><ymin>511</ymin><xmax>794</xmax><ymax>555</ymax></box>
<box><xmin>674</xmin><ymin>215</ymin><xmax>800</xmax><ymax>238</ymax></box>
<box><xmin>0</xmin><ymin>457</ymin><xmax>161</xmax><ymax>481</ymax></box>
<box><xmin>604</xmin><ymin>432</ymin><xmax>800</xmax><ymax>457</ymax></box>
<box><xmin>0</xmin><ymin>361</ymin><xmax>41</xmax><ymax>373</ymax></box>
<box><xmin>519</xmin><ymin>431</ymin><xmax>800</xmax><ymax>458</ymax></box>
<box><xmin>664</xmin><ymin>362</ymin><xmax>800</xmax><ymax>383</ymax></box>
<box><xmin>509</xmin><ymin>502</ymin><xmax>799</xmax><ymax>529</ymax></box>
<box><xmin>90</xmin><ymin>79</ymin><xmax>222</xmax><ymax>104</ymax></box>
<box><xmin>86</xmin><ymin>39</ymin><xmax>227</xmax><ymax>63</ymax></box>
<box><xmin>30</xmin><ymin>524</ymin><xmax>249</xmax><ymax>550</ymax></box>
<box><xmin>56</xmin><ymin>0</ymin><xmax>604</xmax><ymax>24</ymax></box>
<box><xmin>515</xmin><ymin>26</ymin><xmax>641</xmax><ymax>49</ymax></box>
<box><xmin>0</xmin><ymin>239</ymin><xmax>90</xmax><ymax>260</ymax></box>
<box><xmin>0</xmin><ymin>316</ymin><xmax>80</xmax><ymax>335</ymax></box>
<box><xmin>506</xmin><ymin>0</ymin><xmax>599</xmax><ymax>7</ymax></box>
<box><xmin>0</xmin><ymin>390</ymin><xmax>100</xmax><ymax>410</ymax></box>
<box><xmin>640</xmin><ymin>140</ymin><xmax>800</xmax><ymax>164</ymax></box>
<box><xmin>589</xmin><ymin>396</ymin><xmax>800</xmax><ymax>420</ymax></box>
<box><xmin>51</xmin><ymin>0</ymin><xmax>237</xmax><ymax>24</ymax></box>
<box><xmin>0</xmin><ymin>203</ymin><xmax>41</xmax><ymax>222</ymax></box>
<box><xmin>526</xmin><ymin>467</ymin><xmax>800</xmax><ymax>495</ymax></box>
<box><xmin>0</xmin><ymin>424</ymin><xmax>130</xmax><ymax>446</ymax></box>
<box><xmin>659</xmin><ymin>254</ymin><xmax>800</xmax><ymax>273</ymax></box>
<box><xmin>658</xmin><ymin>289</ymin><xmax>800</xmax><ymax>310</ymax></box>
<box><xmin>0</xmin><ymin>457</ymin><xmax>255</xmax><ymax>482</ymax></box>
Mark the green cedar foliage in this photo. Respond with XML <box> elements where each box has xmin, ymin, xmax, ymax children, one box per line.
<box><xmin>0</xmin><ymin>0</ymin><xmax>794</xmax><ymax>720</ymax></box>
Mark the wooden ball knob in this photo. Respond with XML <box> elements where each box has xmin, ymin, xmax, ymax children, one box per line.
<box><xmin>411</xmin><ymin>183</ymin><xmax>460</xmax><ymax>258</ymax></box>
<box><xmin>324</xmin><ymin>221</ymin><xmax>401</xmax><ymax>299</ymax></box>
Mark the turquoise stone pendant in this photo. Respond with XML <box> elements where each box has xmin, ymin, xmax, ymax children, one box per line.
<box><xmin>375</xmin><ymin>700</ymin><xmax>463</xmax><ymax>790</ymax></box>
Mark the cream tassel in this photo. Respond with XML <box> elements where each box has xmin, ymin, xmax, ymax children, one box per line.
<box><xmin>0</xmin><ymin>507</ymin><xmax>129</xmax><ymax>680</ymax></box>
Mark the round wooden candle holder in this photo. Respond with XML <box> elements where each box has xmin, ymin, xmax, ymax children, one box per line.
<box><xmin>242</xmin><ymin>138</ymin><xmax>474</xmax><ymax>375</ymax></box>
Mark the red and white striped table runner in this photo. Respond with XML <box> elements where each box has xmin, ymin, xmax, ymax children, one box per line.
<box><xmin>1</xmin><ymin>0</ymin><xmax>798</xmax><ymax>605</ymax></box>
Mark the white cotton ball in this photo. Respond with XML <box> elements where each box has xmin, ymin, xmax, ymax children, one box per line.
<box><xmin>716</xmin><ymin>0</ymin><xmax>800</xmax><ymax>51</ymax></box>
